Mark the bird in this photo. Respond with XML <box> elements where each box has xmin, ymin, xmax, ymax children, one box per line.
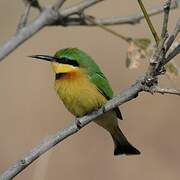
<box><xmin>30</xmin><ymin>48</ymin><xmax>140</xmax><ymax>156</ymax></box>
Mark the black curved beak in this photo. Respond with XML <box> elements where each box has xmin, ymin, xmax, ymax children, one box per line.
<box><xmin>29</xmin><ymin>55</ymin><xmax>54</xmax><ymax>62</ymax></box>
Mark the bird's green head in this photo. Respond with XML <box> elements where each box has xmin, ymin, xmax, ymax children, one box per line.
<box><xmin>30</xmin><ymin>48</ymin><xmax>101</xmax><ymax>76</ymax></box>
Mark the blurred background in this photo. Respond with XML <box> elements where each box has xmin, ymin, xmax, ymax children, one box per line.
<box><xmin>0</xmin><ymin>0</ymin><xmax>180</xmax><ymax>179</ymax></box>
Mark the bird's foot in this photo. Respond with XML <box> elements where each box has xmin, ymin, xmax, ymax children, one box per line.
<box><xmin>75</xmin><ymin>118</ymin><xmax>82</xmax><ymax>130</ymax></box>
<box><xmin>102</xmin><ymin>106</ymin><xmax>106</xmax><ymax>113</ymax></box>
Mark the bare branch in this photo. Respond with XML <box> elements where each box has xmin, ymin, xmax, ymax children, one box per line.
<box><xmin>0</xmin><ymin>0</ymin><xmax>105</xmax><ymax>61</ymax></box>
<box><xmin>166</xmin><ymin>18</ymin><xmax>180</xmax><ymax>52</ymax></box>
<box><xmin>137</xmin><ymin>0</ymin><xmax>176</xmax><ymax>72</ymax></box>
<box><xmin>0</xmin><ymin>0</ymin><xmax>104</xmax><ymax>61</ymax></box>
<box><xmin>63</xmin><ymin>2</ymin><xmax>178</xmax><ymax>26</ymax></box>
<box><xmin>144</xmin><ymin>86</ymin><xmax>180</xmax><ymax>96</ymax></box>
<box><xmin>95</xmin><ymin>4</ymin><xmax>175</xmax><ymax>25</ymax></box>
<box><xmin>173</xmin><ymin>17</ymin><xmax>180</xmax><ymax>37</ymax></box>
<box><xmin>148</xmin><ymin>34</ymin><xmax>168</xmax><ymax>76</ymax></box>
<box><xmin>161</xmin><ymin>0</ymin><xmax>172</xmax><ymax>38</ymax></box>
<box><xmin>0</xmin><ymin>1</ymin><xmax>178</xmax><ymax>61</ymax></box>
<box><xmin>165</xmin><ymin>43</ymin><xmax>180</xmax><ymax>63</ymax></box>
<box><xmin>0</xmin><ymin>81</ymin><xmax>143</xmax><ymax>180</ymax></box>
<box><xmin>61</xmin><ymin>0</ymin><xmax>104</xmax><ymax>16</ymax></box>
<box><xmin>0</xmin><ymin>8</ymin><xmax>53</xmax><ymax>61</ymax></box>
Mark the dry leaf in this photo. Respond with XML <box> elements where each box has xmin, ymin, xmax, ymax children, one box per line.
<box><xmin>126</xmin><ymin>38</ymin><xmax>151</xmax><ymax>69</ymax></box>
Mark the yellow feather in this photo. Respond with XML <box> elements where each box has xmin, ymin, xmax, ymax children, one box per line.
<box><xmin>54</xmin><ymin>69</ymin><xmax>107</xmax><ymax>117</ymax></box>
<box><xmin>51</xmin><ymin>62</ymin><xmax>77</xmax><ymax>73</ymax></box>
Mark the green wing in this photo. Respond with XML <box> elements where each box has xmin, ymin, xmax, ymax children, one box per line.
<box><xmin>90</xmin><ymin>72</ymin><xmax>113</xmax><ymax>99</ymax></box>
<box><xmin>90</xmin><ymin>72</ymin><xmax>123</xmax><ymax>120</ymax></box>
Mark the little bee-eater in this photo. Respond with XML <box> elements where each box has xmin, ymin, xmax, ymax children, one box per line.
<box><xmin>30</xmin><ymin>48</ymin><xmax>140</xmax><ymax>155</ymax></box>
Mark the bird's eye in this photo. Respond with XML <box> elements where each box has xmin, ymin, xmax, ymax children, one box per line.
<box><xmin>63</xmin><ymin>57</ymin><xmax>69</xmax><ymax>63</ymax></box>
<box><xmin>57</xmin><ymin>57</ymin><xmax>79</xmax><ymax>67</ymax></box>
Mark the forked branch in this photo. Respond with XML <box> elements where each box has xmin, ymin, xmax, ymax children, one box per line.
<box><xmin>0</xmin><ymin>0</ymin><xmax>178</xmax><ymax>61</ymax></box>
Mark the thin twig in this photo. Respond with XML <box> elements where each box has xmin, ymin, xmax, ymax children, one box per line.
<box><xmin>17</xmin><ymin>2</ymin><xmax>32</xmax><ymax>32</ymax></box>
<box><xmin>156</xmin><ymin>0</ymin><xmax>172</xmax><ymax>72</ymax></box>
<box><xmin>161</xmin><ymin>0</ymin><xmax>172</xmax><ymax>38</ymax></box>
<box><xmin>137</xmin><ymin>0</ymin><xmax>160</xmax><ymax>45</ymax></box>
<box><xmin>173</xmin><ymin>17</ymin><xmax>180</xmax><ymax>37</ymax></box>
<box><xmin>165</xmin><ymin>18</ymin><xmax>180</xmax><ymax>52</ymax></box>
<box><xmin>84</xmin><ymin>15</ymin><xmax>132</xmax><ymax>43</ymax></box>
<box><xmin>146</xmin><ymin>0</ymin><xmax>177</xmax><ymax>76</ymax></box>
<box><xmin>165</xmin><ymin>43</ymin><xmax>180</xmax><ymax>63</ymax></box>
<box><xmin>61</xmin><ymin>2</ymin><xmax>178</xmax><ymax>26</ymax></box>
<box><xmin>53</xmin><ymin>0</ymin><xmax>66</xmax><ymax>11</ymax></box>
<box><xmin>0</xmin><ymin>1</ymin><xmax>178</xmax><ymax>61</ymax></box>
<box><xmin>0</xmin><ymin>0</ymin><xmax>104</xmax><ymax>61</ymax></box>
<box><xmin>144</xmin><ymin>86</ymin><xmax>180</xmax><ymax>96</ymax></box>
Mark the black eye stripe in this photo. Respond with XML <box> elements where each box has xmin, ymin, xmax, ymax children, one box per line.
<box><xmin>56</xmin><ymin>73</ymin><xmax>66</xmax><ymax>79</ymax></box>
<box><xmin>54</xmin><ymin>57</ymin><xmax>79</xmax><ymax>67</ymax></box>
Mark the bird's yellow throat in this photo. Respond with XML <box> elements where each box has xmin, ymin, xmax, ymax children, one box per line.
<box><xmin>54</xmin><ymin>68</ymin><xmax>106</xmax><ymax>117</ymax></box>
<box><xmin>51</xmin><ymin>62</ymin><xmax>77</xmax><ymax>74</ymax></box>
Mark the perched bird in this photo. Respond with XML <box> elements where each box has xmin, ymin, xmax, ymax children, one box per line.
<box><xmin>30</xmin><ymin>48</ymin><xmax>140</xmax><ymax>155</ymax></box>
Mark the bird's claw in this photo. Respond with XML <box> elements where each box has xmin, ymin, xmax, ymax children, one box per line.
<box><xmin>102</xmin><ymin>106</ymin><xmax>106</xmax><ymax>113</ymax></box>
<box><xmin>75</xmin><ymin>118</ymin><xmax>82</xmax><ymax>130</ymax></box>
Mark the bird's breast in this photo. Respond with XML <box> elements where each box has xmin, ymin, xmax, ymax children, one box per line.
<box><xmin>54</xmin><ymin>70</ymin><xmax>107</xmax><ymax>117</ymax></box>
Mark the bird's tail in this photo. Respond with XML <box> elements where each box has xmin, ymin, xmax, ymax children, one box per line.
<box><xmin>110</xmin><ymin>126</ymin><xmax>140</xmax><ymax>155</ymax></box>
